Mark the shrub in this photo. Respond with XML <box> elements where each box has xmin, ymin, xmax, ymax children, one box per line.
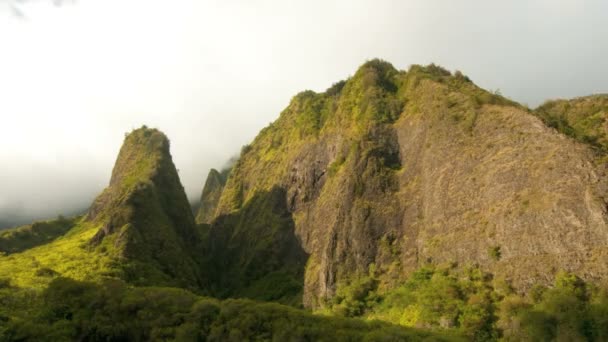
<box><xmin>35</xmin><ymin>267</ymin><xmax>58</xmax><ymax>277</ymax></box>
<box><xmin>0</xmin><ymin>277</ymin><xmax>11</xmax><ymax>288</ymax></box>
<box><xmin>488</xmin><ymin>246</ymin><xmax>501</xmax><ymax>261</ymax></box>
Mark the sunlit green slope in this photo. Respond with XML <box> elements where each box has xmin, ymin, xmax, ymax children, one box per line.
<box><xmin>0</xmin><ymin>217</ymin><xmax>113</xmax><ymax>289</ymax></box>
<box><xmin>0</xmin><ymin>127</ymin><xmax>204</xmax><ymax>290</ymax></box>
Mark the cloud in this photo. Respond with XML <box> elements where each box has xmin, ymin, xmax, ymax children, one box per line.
<box><xmin>0</xmin><ymin>0</ymin><xmax>606</xmax><ymax>228</ymax></box>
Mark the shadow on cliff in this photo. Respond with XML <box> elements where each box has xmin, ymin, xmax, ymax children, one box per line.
<box><xmin>201</xmin><ymin>186</ymin><xmax>309</xmax><ymax>307</ymax></box>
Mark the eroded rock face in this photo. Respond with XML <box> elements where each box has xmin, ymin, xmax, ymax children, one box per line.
<box><xmin>87</xmin><ymin>127</ymin><xmax>203</xmax><ymax>288</ymax></box>
<box><xmin>204</xmin><ymin>61</ymin><xmax>608</xmax><ymax>307</ymax></box>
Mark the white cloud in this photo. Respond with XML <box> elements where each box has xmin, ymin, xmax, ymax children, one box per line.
<box><xmin>0</xmin><ymin>0</ymin><xmax>606</xmax><ymax>225</ymax></box>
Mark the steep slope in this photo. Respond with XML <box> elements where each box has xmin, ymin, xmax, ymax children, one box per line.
<box><xmin>87</xmin><ymin>126</ymin><xmax>203</xmax><ymax>288</ymax></box>
<box><xmin>1</xmin><ymin>277</ymin><xmax>462</xmax><ymax>342</ymax></box>
<box><xmin>0</xmin><ymin>127</ymin><xmax>204</xmax><ymax>290</ymax></box>
<box><xmin>0</xmin><ymin>216</ymin><xmax>76</xmax><ymax>255</ymax></box>
<box><xmin>203</xmin><ymin>60</ymin><xmax>608</xmax><ymax>308</ymax></box>
<box><xmin>535</xmin><ymin>94</ymin><xmax>608</xmax><ymax>152</ymax></box>
<box><xmin>195</xmin><ymin>168</ymin><xmax>229</xmax><ymax>224</ymax></box>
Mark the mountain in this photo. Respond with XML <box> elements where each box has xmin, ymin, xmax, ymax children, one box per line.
<box><xmin>2</xmin><ymin>60</ymin><xmax>608</xmax><ymax>341</ymax></box>
<box><xmin>201</xmin><ymin>60</ymin><xmax>608</xmax><ymax>309</ymax></box>
<box><xmin>0</xmin><ymin>127</ymin><xmax>204</xmax><ymax>290</ymax></box>
<box><xmin>0</xmin><ymin>216</ymin><xmax>76</xmax><ymax>255</ymax></box>
<box><xmin>86</xmin><ymin>127</ymin><xmax>204</xmax><ymax>288</ymax></box>
<box><xmin>0</xmin><ymin>127</ymin><xmax>455</xmax><ymax>341</ymax></box>
<box><xmin>195</xmin><ymin>168</ymin><xmax>229</xmax><ymax>224</ymax></box>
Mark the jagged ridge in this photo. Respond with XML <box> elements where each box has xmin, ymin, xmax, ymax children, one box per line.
<box><xmin>201</xmin><ymin>60</ymin><xmax>608</xmax><ymax>308</ymax></box>
<box><xmin>195</xmin><ymin>168</ymin><xmax>229</xmax><ymax>224</ymax></box>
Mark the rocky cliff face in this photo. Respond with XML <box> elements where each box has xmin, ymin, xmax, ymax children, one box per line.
<box><xmin>87</xmin><ymin>127</ymin><xmax>203</xmax><ymax>288</ymax></box>
<box><xmin>203</xmin><ymin>60</ymin><xmax>608</xmax><ymax>307</ymax></box>
<box><xmin>195</xmin><ymin>168</ymin><xmax>228</xmax><ymax>224</ymax></box>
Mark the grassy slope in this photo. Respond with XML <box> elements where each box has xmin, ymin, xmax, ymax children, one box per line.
<box><xmin>0</xmin><ymin>217</ymin><xmax>115</xmax><ymax>289</ymax></box>
<box><xmin>0</xmin><ymin>216</ymin><xmax>77</xmax><ymax>255</ymax></box>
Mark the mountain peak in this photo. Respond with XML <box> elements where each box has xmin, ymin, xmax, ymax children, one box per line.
<box><xmin>195</xmin><ymin>168</ymin><xmax>229</xmax><ymax>224</ymax></box>
<box><xmin>87</xmin><ymin>126</ymin><xmax>203</xmax><ymax>287</ymax></box>
<box><xmin>89</xmin><ymin>126</ymin><xmax>169</xmax><ymax>221</ymax></box>
<box><xmin>202</xmin><ymin>62</ymin><xmax>608</xmax><ymax>308</ymax></box>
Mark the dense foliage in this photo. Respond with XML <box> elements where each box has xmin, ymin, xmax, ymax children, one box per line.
<box><xmin>203</xmin><ymin>187</ymin><xmax>307</xmax><ymax>306</ymax></box>
<box><xmin>2</xmin><ymin>267</ymin><xmax>606</xmax><ymax>341</ymax></box>
<box><xmin>0</xmin><ymin>277</ymin><xmax>458</xmax><ymax>341</ymax></box>
<box><xmin>0</xmin><ymin>216</ymin><xmax>76</xmax><ymax>255</ymax></box>
<box><xmin>535</xmin><ymin>95</ymin><xmax>608</xmax><ymax>152</ymax></box>
<box><xmin>322</xmin><ymin>266</ymin><xmax>608</xmax><ymax>341</ymax></box>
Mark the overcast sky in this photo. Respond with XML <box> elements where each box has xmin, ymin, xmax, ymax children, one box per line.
<box><xmin>0</xmin><ymin>0</ymin><xmax>607</xmax><ymax>227</ymax></box>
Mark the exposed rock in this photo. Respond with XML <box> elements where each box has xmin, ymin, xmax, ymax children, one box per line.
<box><xmin>203</xmin><ymin>60</ymin><xmax>608</xmax><ymax>307</ymax></box>
<box><xmin>195</xmin><ymin>168</ymin><xmax>228</xmax><ymax>224</ymax></box>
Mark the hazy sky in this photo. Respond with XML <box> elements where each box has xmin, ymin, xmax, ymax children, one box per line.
<box><xmin>0</xmin><ymin>0</ymin><xmax>607</xmax><ymax>226</ymax></box>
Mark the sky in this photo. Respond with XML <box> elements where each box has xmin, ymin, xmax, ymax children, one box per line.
<box><xmin>0</xmin><ymin>0</ymin><xmax>607</xmax><ymax>227</ymax></box>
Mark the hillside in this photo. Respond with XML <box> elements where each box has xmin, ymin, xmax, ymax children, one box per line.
<box><xmin>0</xmin><ymin>216</ymin><xmax>76</xmax><ymax>255</ymax></box>
<box><xmin>195</xmin><ymin>168</ymin><xmax>230</xmax><ymax>224</ymax></box>
<box><xmin>2</xmin><ymin>60</ymin><xmax>608</xmax><ymax>341</ymax></box>
<box><xmin>86</xmin><ymin>127</ymin><xmax>204</xmax><ymax>288</ymax></box>
<box><xmin>0</xmin><ymin>125</ymin><xmax>461</xmax><ymax>341</ymax></box>
<box><xmin>534</xmin><ymin>94</ymin><xmax>608</xmax><ymax>152</ymax></box>
<box><xmin>1</xmin><ymin>277</ymin><xmax>459</xmax><ymax>341</ymax></box>
<box><xmin>0</xmin><ymin>127</ymin><xmax>204</xmax><ymax>290</ymax></box>
<box><xmin>202</xmin><ymin>60</ymin><xmax>608</xmax><ymax>311</ymax></box>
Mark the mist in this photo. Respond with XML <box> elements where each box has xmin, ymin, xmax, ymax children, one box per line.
<box><xmin>0</xmin><ymin>0</ymin><xmax>607</xmax><ymax>228</ymax></box>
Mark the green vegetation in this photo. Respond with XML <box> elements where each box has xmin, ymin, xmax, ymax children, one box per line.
<box><xmin>204</xmin><ymin>187</ymin><xmax>307</xmax><ymax>306</ymax></box>
<box><xmin>86</xmin><ymin>127</ymin><xmax>204</xmax><ymax>289</ymax></box>
<box><xmin>195</xmin><ymin>167</ymin><xmax>231</xmax><ymax>224</ymax></box>
<box><xmin>0</xmin><ymin>216</ymin><xmax>77</xmax><ymax>255</ymax></box>
<box><xmin>488</xmin><ymin>246</ymin><xmax>501</xmax><ymax>261</ymax></box>
<box><xmin>342</xmin><ymin>59</ymin><xmax>404</xmax><ymax>124</ymax></box>
<box><xmin>320</xmin><ymin>266</ymin><xmax>608</xmax><ymax>341</ymax></box>
<box><xmin>498</xmin><ymin>271</ymin><xmax>608</xmax><ymax>341</ymax></box>
<box><xmin>0</xmin><ymin>277</ymin><xmax>458</xmax><ymax>341</ymax></box>
<box><xmin>0</xmin><ymin>127</ymin><xmax>204</xmax><ymax>292</ymax></box>
<box><xmin>328</xmin><ymin>155</ymin><xmax>346</xmax><ymax>176</ymax></box>
<box><xmin>212</xmin><ymin>58</ymin><xmax>549</xmax><ymax>315</ymax></box>
<box><xmin>2</xmin><ymin>61</ymin><xmax>608</xmax><ymax>341</ymax></box>
<box><xmin>0</xmin><ymin>218</ymin><xmax>119</xmax><ymax>289</ymax></box>
<box><xmin>324</xmin><ymin>266</ymin><xmax>498</xmax><ymax>340</ymax></box>
<box><xmin>535</xmin><ymin>94</ymin><xmax>608</xmax><ymax>152</ymax></box>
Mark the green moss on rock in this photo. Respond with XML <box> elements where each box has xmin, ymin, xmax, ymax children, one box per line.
<box><xmin>195</xmin><ymin>168</ymin><xmax>229</xmax><ymax>224</ymax></box>
<box><xmin>87</xmin><ymin>126</ymin><xmax>204</xmax><ymax>288</ymax></box>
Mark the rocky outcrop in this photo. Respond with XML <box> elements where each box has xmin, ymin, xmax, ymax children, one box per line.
<box><xmin>203</xmin><ymin>60</ymin><xmax>608</xmax><ymax>307</ymax></box>
<box><xmin>87</xmin><ymin>127</ymin><xmax>203</xmax><ymax>288</ymax></box>
<box><xmin>195</xmin><ymin>168</ymin><xmax>228</xmax><ymax>224</ymax></box>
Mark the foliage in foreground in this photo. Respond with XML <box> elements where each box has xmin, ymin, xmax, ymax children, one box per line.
<box><xmin>0</xmin><ymin>277</ymin><xmax>460</xmax><ymax>342</ymax></box>
<box><xmin>323</xmin><ymin>265</ymin><xmax>608</xmax><ymax>341</ymax></box>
